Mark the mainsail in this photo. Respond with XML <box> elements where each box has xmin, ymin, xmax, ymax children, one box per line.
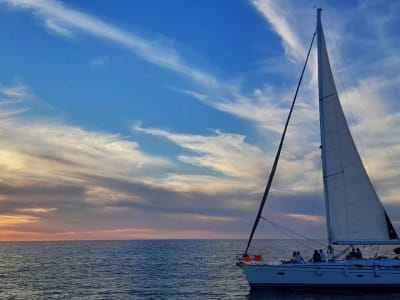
<box><xmin>316</xmin><ymin>9</ymin><xmax>398</xmax><ymax>245</ymax></box>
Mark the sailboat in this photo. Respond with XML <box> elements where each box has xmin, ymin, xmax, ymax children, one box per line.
<box><xmin>238</xmin><ymin>9</ymin><xmax>400</xmax><ymax>290</ymax></box>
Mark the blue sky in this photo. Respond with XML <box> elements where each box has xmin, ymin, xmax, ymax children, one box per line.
<box><xmin>0</xmin><ymin>0</ymin><xmax>400</xmax><ymax>241</ymax></box>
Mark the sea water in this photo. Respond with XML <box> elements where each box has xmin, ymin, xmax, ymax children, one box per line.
<box><xmin>0</xmin><ymin>239</ymin><xmax>399</xmax><ymax>299</ymax></box>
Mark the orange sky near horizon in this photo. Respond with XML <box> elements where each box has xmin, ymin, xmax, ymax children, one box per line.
<box><xmin>0</xmin><ymin>223</ymin><xmax>246</xmax><ymax>242</ymax></box>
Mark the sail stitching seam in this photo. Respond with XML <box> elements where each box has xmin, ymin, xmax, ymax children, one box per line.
<box><xmin>319</xmin><ymin>92</ymin><xmax>335</xmax><ymax>101</ymax></box>
<box><xmin>324</xmin><ymin>170</ymin><xmax>344</xmax><ymax>179</ymax></box>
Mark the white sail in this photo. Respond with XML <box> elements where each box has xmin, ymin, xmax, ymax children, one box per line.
<box><xmin>317</xmin><ymin>11</ymin><xmax>398</xmax><ymax>244</ymax></box>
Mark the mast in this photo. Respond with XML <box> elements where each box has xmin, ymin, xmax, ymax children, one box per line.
<box><xmin>243</xmin><ymin>30</ymin><xmax>316</xmax><ymax>256</ymax></box>
<box><xmin>316</xmin><ymin>8</ymin><xmax>333</xmax><ymax>252</ymax></box>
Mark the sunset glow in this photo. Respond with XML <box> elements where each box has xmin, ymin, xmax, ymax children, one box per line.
<box><xmin>0</xmin><ymin>0</ymin><xmax>399</xmax><ymax>241</ymax></box>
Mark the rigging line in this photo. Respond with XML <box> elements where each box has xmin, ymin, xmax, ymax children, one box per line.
<box><xmin>260</xmin><ymin>216</ymin><xmax>323</xmax><ymax>250</ymax></box>
<box><xmin>261</xmin><ymin>217</ymin><xmax>312</xmax><ymax>250</ymax></box>
<box><xmin>260</xmin><ymin>216</ymin><xmax>306</xmax><ymax>243</ymax></box>
<box><xmin>261</xmin><ymin>215</ymin><xmax>326</xmax><ymax>248</ymax></box>
<box><xmin>243</xmin><ymin>30</ymin><xmax>317</xmax><ymax>256</ymax></box>
<box><xmin>309</xmin><ymin>158</ymin><xmax>322</xmax><ymax>236</ymax></box>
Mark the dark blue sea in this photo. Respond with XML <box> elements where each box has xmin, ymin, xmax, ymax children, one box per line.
<box><xmin>0</xmin><ymin>239</ymin><xmax>399</xmax><ymax>299</ymax></box>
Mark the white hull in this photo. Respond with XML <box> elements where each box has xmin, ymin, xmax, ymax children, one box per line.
<box><xmin>241</xmin><ymin>259</ymin><xmax>400</xmax><ymax>290</ymax></box>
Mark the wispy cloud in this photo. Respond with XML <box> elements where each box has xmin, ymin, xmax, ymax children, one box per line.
<box><xmin>0</xmin><ymin>82</ymin><xmax>33</xmax><ymax>99</ymax></box>
<box><xmin>133</xmin><ymin>124</ymin><xmax>322</xmax><ymax>196</ymax></box>
<box><xmin>45</xmin><ymin>18</ymin><xmax>72</xmax><ymax>37</ymax></box>
<box><xmin>89</xmin><ymin>55</ymin><xmax>108</xmax><ymax>67</ymax></box>
<box><xmin>0</xmin><ymin>0</ymin><xmax>326</xmax><ymax>194</ymax></box>
<box><xmin>0</xmin><ymin>81</ymin><xmax>258</xmax><ymax>239</ymax></box>
<box><xmin>134</xmin><ymin>125</ymin><xmax>266</xmax><ymax>178</ymax></box>
<box><xmin>0</xmin><ymin>120</ymin><xmax>173</xmax><ymax>185</ymax></box>
<box><xmin>0</xmin><ymin>0</ymin><xmax>313</xmax><ymax>136</ymax></box>
<box><xmin>0</xmin><ymin>214</ymin><xmax>39</xmax><ymax>227</ymax></box>
<box><xmin>0</xmin><ymin>0</ymin><xmax>218</xmax><ymax>88</ymax></box>
<box><xmin>251</xmin><ymin>0</ymin><xmax>307</xmax><ymax>64</ymax></box>
<box><xmin>17</xmin><ymin>207</ymin><xmax>57</xmax><ymax>214</ymax></box>
<box><xmin>0</xmin><ymin>0</ymin><xmax>297</xmax><ymax>130</ymax></box>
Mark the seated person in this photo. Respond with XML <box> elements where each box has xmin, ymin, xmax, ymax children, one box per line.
<box><xmin>311</xmin><ymin>250</ymin><xmax>321</xmax><ymax>263</ymax></box>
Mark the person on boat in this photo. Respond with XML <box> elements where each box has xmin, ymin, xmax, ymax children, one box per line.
<box><xmin>319</xmin><ymin>249</ymin><xmax>326</xmax><ymax>262</ymax></box>
<box><xmin>291</xmin><ymin>251</ymin><xmax>297</xmax><ymax>261</ymax></box>
<box><xmin>309</xmin><ymin>250</ymin><xmax>321</xmax><ymax>263</ymax></box>
<box><xmin>281</xmin><ymin>251</ymin><xmax>297</xmax><ymax>264</ymax></box>
<box><xmin>346</xmin><ymin>247</ymin><xmax>357</xmax><ymax>260</ymax></box>
<box><xmin>295</xmin><ymin>251</ymin><xmax>304</xmax><ymax>264</ymax></box>
<box><xmin>355</xmin><ymin>248</ymin><xmax>363</xmax><ymax>259</ymax></box>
